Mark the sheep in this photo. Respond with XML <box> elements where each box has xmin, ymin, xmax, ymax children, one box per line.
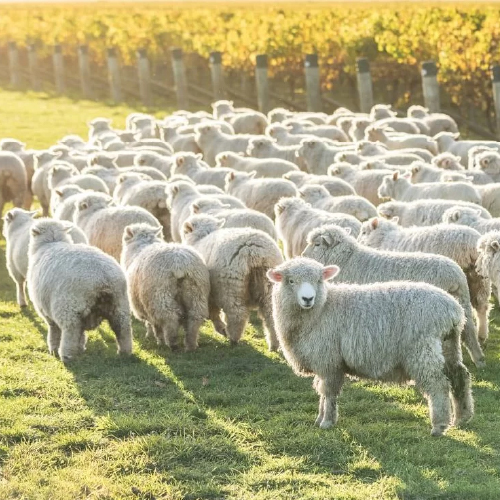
<box><xmin>74</xmin><ymin>192</ymin><xmax>160</xmax><ymax>261</ymax></box>
<box><xmin>2</xmin><ymin>209</ymin><xmax>87</xmax><ymax>307</ymax></box>
<box><xmin>299</xmin><ymin>184</ymin><xmax>377</xmax><ymax>222</ymax></box>
<box><xmin>171</xmin><ymin>153</ymin><xmax>233</xmax><ymax>190</ymax></box>
<box><xmin>215</xmin><ymin>151</ymin><xmax>299</xmax><ymax>178</ymax></box>
<box><xmin>0</xmin><ymin>151</ymin><xmax>28</xmax><ymax>217</ymax></box>
<box><xmin>246</xmin><ymin>137</ymin><xmax>303</xmax><ymax>167</ymax></box>
<box><xmin>365</xmin><ymin>126</ymin><xmax>438</xmax><ymax>154</ymax></box>
<box><xmin>282</xmin><ymin>171</ymin><xmax>356</xmax><ymax>197</ymax></box>
<box><xmin>336</xmin><ymin>150</ymin><xmax>425</xmax><ymax>167</ymax></box>
<box><xmin>134</xmin><ymin>151</ymin><xmax>174</xmax><ymax>178</ymax></box>
<box><xmin>27</xmin><ymin>218</ymin><xmax>132</xmax><ymax>361</ymax></box>
<box><xmin>303</xmin><ymin>224</ymin><xmax>484</xmax><ymax>368</ymax></box>
<box><xmin>296</xmin><ymin>139</ymin><xmax>354</xmax><ymax>175</ymax></box>
<box><xmin>267</xmin><ymin>257</ymin><xmax>473</xmax><ymax>435</ymax></box>
<box><xmin>284</xmin><ymin>121</ymin><xmax>349</xmax><ymax>142</ymax></box>
<box><xmin>275</xmin><ymin>197</ymin><xmax>361</xmax><ymax>258</ymax></box>
<box><xmin>121</xmin><ymin>223</ymin><xmax>209</xmax><ymax>351</ymax></box>
<box><xmin>226</xmin><ymin>111</ymin><xmax>268</xmax><ymax>135</ymax></box>
<box><xmin>190</xmin><ymin>197</ymin><xmax>276</xmax><ymax>239</ymax></box>
<box><xmin>347</xmin><ymin>118</ymin><xmax>373</xmax><ymax>141</ymax></box>
<box><xmin>225</xmin><ymin>171</ymin><xmax>298</xmax><ymax>220</ymax></box>
<box><xmin>378</xmin><ymin>171</ymin><xmax>482</xmax><ymax>204</ymax></box>
<box><xmin>182</xmin><ymin>214</ymin><xmax>282</xmax><ymax>351</ymax></box>
<box><xmin>407</xmin><ymin>106</ymin><xmax>459</xmax><ymax>136</ymax></box>
<box><xmin>53</xmin><ymin>186</ymin><xmax>90</xmax><ymax>221</ymax></box>
<box><xmin>194</xmin><ymin>124</ymin><xmax>258</xmax><ymax>165</ymax></box>
<box><xmin>442</xmin><ymin>207</ymin><xmax>500</xmax><ymax>234</ymax></box>
<box><xmin>167</xmin><ymin>180</ymin><xmax>245</xmax><ymax>243</ymax></box>
<box><xmin>112</xmin><ymin>173</ymin><xmax>149</xmax><ymax>204</ymax></box>
<box><xmin>328</xmin><ymin>164</ymin><xmax>394</xmax><ymax>206</ymax></box>
<box><xmin>158</xmin><ymin>126</ymin><xmax>202</xmax><ymax>154</ymax></box>
<box><xmin>477</xmin><ymin>183</ymin><xmax>500</xmax><ymax>217</ymax></box>
<box><xmin>373</xmin><ymin>117</ymin><xmax>420</xmax><ymax>134</ymax></box>
<box><xmin>88</xmin><ymin>118</ymin><xmax>114</xmax><ymax>143</ymax></box>
<box><xmin>477</xmin><ymin>231</ymin><xmax>500</xmax><ymax>301</ymax></box>
<box><xmin>432</xmin><ymin>152</ymin><xmax>465</xmax><ymax>170</ymax></box>
<box><xmin>358</xmin><ymin>217</ymin><xmax>491</xmax><ymax>347</ymax></box>
<box><xmin>472</xmin><ymin>150</ymin><xmax>500</xmax><ymax>182</ymax></box>
<box><xmin>434</xmin><ymin>132</ymin><xmax>500</xmax><ymax>166</ymax></box>
<box><xmin>266</xmin><ymin>123</ymin><xmax>320</xmax><ymax>146</ymax></box>
<box><xmin>410</xmin><ymin>163</ymin><xmax>470</xmax><ymax>184</ymax></box>
<box><xmin>377</xmin><ymin>199</ymin><xmax>491</xmax><ymax>227</ymax></box>
<box><xmin>357</xmin><ymin>141</ymin><xmax>434</xmax><ymax>163</ymax></box>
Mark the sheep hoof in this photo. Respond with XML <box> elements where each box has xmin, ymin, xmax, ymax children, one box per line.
<box><xmin>60</xmin><ymin>355</ymin><xmax>73</xmax><ymax>364</ymax></box>
<box><xmin>430</xmin><ymin>425</ymin><xmax>447</xmax><ymax>437</ymax></box>
<box><xmin>314</xmin><ymin>416</ymin><xmax>323</xmax><ymax>426</ymax></box>
<box><xmin>19</xmin><ymin>303</ymin><xmax>28</xmax><ymax>309</ymax></box>
<box><xmin>319</xmin><ymin>420</ymin><xmax>333</xmax><ymax>430</ymax></box>
<box><xmin>229</xmin><ymin>339</ymin><xmax>239</xmax><ymax>347</ymax></box>
<box><xmin>475</xmin><ymin>359</ymin><xmax>486</xmax><ymax>369</ymax></box>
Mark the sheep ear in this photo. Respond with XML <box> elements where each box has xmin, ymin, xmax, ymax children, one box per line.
<box><xmin>267</xmin><ymin>269</ymin><xmax>283</xmax><ymax>283</ymax></box>
<box><xmin>371</xmin><ymin>218</ymin><xmax>379</xmax><ymax>229</ymax></box>
<box><xmin>481</xmin><ymin>158</ymin><xmax>489</xmax><ymax>166</ymax></box>
<box><xmin>192</xmin><ymin>203</ymin><xmax>200</xmax><ymax>213</ymax></box>
<box><xmin>124</xmin><ymin>226</ymin><xmax>135</xmax><ymax>241</ymax></box>
<box><xmin>155</xmin><ymin>226</ymin><xmax>163</xmax><ymax>237</ymax></box>
<box><xmin>183</xmin><ymin>222</ymin><xmax>193</xmax><ymax>234</ymax></box>
<box><xmin>228</xmin><ymin>172</ymin><xmax>235</xmax><ymax>181</ymax></box>
<box><xmin>364</xmin><ymin>163</ymin><xmax>372</xmax><ymax>170</ymax></box>
<box><xmin>29</xmin><ymin>211</ymin><xmax>39</xmax><ymax>218</ymax></box>
<box><xmin>392</xmin><ymin>171</ymin><xmax>399</xmax><ymax>181</ymax></box>
<box><xmin>343</xmin><ymin>227</ymin><xmax>352</xmax><ymax>236</ymax></box>
<box><xmin>249</xmin><ymin>171</ymin><xmax>257</xmax><ymax>178</ymax></box>
<box><xmin>391</xmin><ymin>216</ymin><xmax>399</xmax><ymax>224</ymax></box>
<box><xmin>411</xmin><ymin>165</ymin><xmax>420</xmax><ymax>174</ymax></box>
<box><xmin>176</xmin><ymin>156</ymin><xmax>185</xmax><ymax>166</ymax></box>
<box><xmin>62</xmin><ymin>223</ymin><xmax>74</xmax><ymax>233</ymax></box>
<box><xmin>322</xmin><ymin>265</ymin><xmax>340</xmax><ymax>281</ymax></box>
<box><xmin>443</xmin><ymin>158</ymin><xmax>450</xmax><ymax>167</ymax></box>
<box><xmin>451</xmin><ymin>210</ymin><xmax>460</xmax><ymax>222</ymax></box>
<box><xmin>79</xmin><ymin>201</ymin><xmax>89</xmax><ymax>210</ymax></box>
<box><xmin>453</xmin><ymin>133</ymin><xmax>460</xmax><ymax>139</ymax></box>
<box><xmin>196</xmin><ymin>153</ymin><xmax>203</xmax><ymax>160</ymax></box>
<box><xmin>476</xmin><ymin>209</ymin><xmax>483</xmax><ymax>217</ymax></box>
<box><xmin>321</xmin><ymin>234</ymin><xmax>333</xmax><ymax>246</ymax></box>
<box><xmin>491</xmin><ymin>241</ymin><xmax>500</xmax><ymax>252</ymax></box>
<box><xmin>31</xmin><ymin>227</ymin><xmax>41</xmax><ymax>237</ymax></box>
<box><xmin>4</xmin><ymin>211</ymin><xmax>14</xmax><ymax>222</ymax></box>
<box><xmin>55</xmin><ymin>189</ymin><xmax>64</xmax><ymax>197</ymax></box>
<box><xmin>216</xmin><ymin>218</ymin><xmax>225</xmax><ymax>228</ymax></box>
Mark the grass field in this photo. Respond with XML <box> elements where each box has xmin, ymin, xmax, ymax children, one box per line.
<box><xmin>0</xmin><ymin>89</ymin><xmax>500</xmax><ymax>499</ymax></box>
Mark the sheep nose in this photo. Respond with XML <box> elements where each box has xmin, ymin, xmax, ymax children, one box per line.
<box><xmin>302</xmin><ymin>296</ymin><xmax>313</xmax><ymax>304</ymax></box>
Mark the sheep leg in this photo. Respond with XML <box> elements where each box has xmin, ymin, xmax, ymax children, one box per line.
<box><xmin>78</xmin><ymin>332</ymin><xmax>88</xmax><ymax>353</ymax></box>
<box><xmin>466</xmin><ymin>270</ymin><xmax>491</xmax><ymax>345</ymax></box>
<box><xmin>183</xmin><ymin>316</ymin><xmax>203</xmax><ymax>352</ymax></box>
<box><xmin>209</xmin><ymin>305</ymin><xmax>227</xmax><ymax>337</ymax></box>
<box><xmin>46</xmin><ymin>320</ymin><xmax>62</xmax><ymax>356</ymax></box>
<box><xmin>460</xmin><ymin>302</ymin><xmax>485</xmax><ymax>368</ymax></box>
<box><xmin>315</xmin><ymin>371</ymin><xmax>344</xmax><ymax>429</ymax></box>
<box><xmin>145</xmin><ymin>322</ymin><xmax>154</xmax><ymax>339</ymax></box>
<box><xmin>59</xmin><ymin>319</ymin><xmax>84</xmax><ymax>362</ymax></box>
<box><xmin>313</xmin><ymin>376</ymin><xmax>325</xmax><ymax>425</ymax></box>
<box><xmin>258</xmin><ymin>298</ymin><xmax>279</xmax><ymax>352</ymax></box>
<box><xmin>475</xmin><ymin>303</ymin><xmax>491</xmax><ymax>344</ymax></box>
<box><xmin>16</xmin><ymin>279</ymin><xmax>27</xmax><ymax>308</ymax></box>
<box><xmin>108</xmin><ymin>310</ymin><xmax>133</xmax><ymax>355</ymax></box>
<box><xmin>225</xmin><ymin>306</ymin><xmax>249</xmax><ymax>346</ymax></box>
<box><xmin>23</xmin><ymin>191</ymin><xmax>33</xmax><ymax>210</ymax></box>
<box><xmin>162</xmin><ymin>315</ymin><xmax>181</xmax><ymax>351</ymax></box>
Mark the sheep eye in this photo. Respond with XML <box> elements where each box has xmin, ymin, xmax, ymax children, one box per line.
<box><xmin>288</xmin><ymin>278</ymin><xmax>295</xmax><ymax>285</ymax></box>
<box><xmin>315</xmin><ymin>242</ymin><xmax>321</xmax><ymax>247</ymax></box>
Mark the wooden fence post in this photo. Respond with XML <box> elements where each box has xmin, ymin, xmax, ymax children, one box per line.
<box><xmin>356</xmin><ymin>57</ymin><xmax>374</xmax><ymax>113</ymax></box>
<box><xmin>421</xmin><ymin>60</ymin><xmax>440</xmax><ymax>113</ymax></box>
<box><xmin>8</xmin><ymin>42</ymin><xmax>20</xmax><ymax>88</ymax></box>
<box><xmin>53</xmin><ymin>44</ymin><xmax>65</xmax><ymax>94</ymax></box>
<box><xmin>492</xmin><ymin>65</ymin><xmax>500</xmax><ymax>139</ymax></box>
<box><xmin>107</xmin><ymin>47</ymin><xmax>122</xmax><ymax>102</ymax></box>
<box><xmin>137</xmin><ymin>48</ymin><xmax>151</xmax><ymax>106</ymax></box>
<box><xmin>171</xmin><ymin>47</ymin><xmax>188</xmax><ymax>109</ymax></box>
<box><xmin>209</xmin><ymin>51</ymin><xmax>223</xmax><ymax>101</ymax></box>
<box><xmin>78</xmin><ymin>45</ymin><xmax>92</xmax><ymax>99</ymax></box>
<box><xmin>255</xmin><ymin>54</ymin><xmax>270</xmax><ymax>114</ymax></box>
<box><xmin>305</xmin><ymin>54</ymin><xmax>322</xmax><ymax>112</ymax></box>
<box><xmin>28</xmin><ymin>44</ymin><xmax>41</xmax><ymax>91</ymax></box>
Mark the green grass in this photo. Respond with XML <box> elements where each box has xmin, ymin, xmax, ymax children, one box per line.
<box><xmin>0</xmin><ymin>88</ymin><xmax>500</xmax><ymax>499</ymax></box>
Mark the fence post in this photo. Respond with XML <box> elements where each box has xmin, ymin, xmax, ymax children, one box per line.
<box><xmin>107</xmin><ymin>47</ymin><xmax>122</xmax><ymax>102</ymax></box>
<box><xmin>8</xmin><ymin>42</ymin><xmax>20</xmax><ymax>88</ymax></box>
<box><xmin>255</xmin><ymin>54</ymin><xmax>270</xmax><ymax>114</ymax></box>
<box><xmin>137</xmin><ymin>48</ymin><xmax>151</xmax><ymax>106</ymax></box>
<box><xmin>492</xmin><ymin>65</ymin><xmax>500</xmax><ymax>140</ymax></box>
<box><xmin>305</xmin><ymin>54</ymin><xmax>322</xmax><ymax>112</ymax></box>
<box><xmin>53</xmin><ymin>44</ymin><xmax>65</xmax><ymax>94</ymax></box>
<box><xmin>28</xmin><ymin>44</ymin><xmax>41</xmax><ymax>91</ymax></box>
<box><xmin>421</xmin><ymin>60</ymin><xmax>440</xmax><ymax>113</ymax></box>
<box><xmin>209</xmin><ymin>51</ymin><xmax>223</xmax><ymax>101</ymax></box>
<box><xmin>356</xmin><ymin>57</ymin><xmax>374</xmax><ymax>113</ymax></box>
<box><xmin>78</xmin><ymin>45</ymin><xmax>92</xmax><ymax>99</ymax></box>
<box><xmin>171</xmin><ymin>48</ymin><xmax>188</xmax><ymax>109</ymax></box>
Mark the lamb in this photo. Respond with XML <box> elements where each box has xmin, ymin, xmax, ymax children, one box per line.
<box><xmin>275</xmin><ymin>197</ymin><xmax>361</xmax><ymax>258</ymax></box>
<box><xmin>378</xmin><ymin>171</ymin><xmax>482</xmax><ymax>204</ymax></box>
<box><xmin>296</xmin><ymin>139</ymin><xmax>354</xmax><ymax>175</ymax></box>
<box><xmin>121</xmin><ymin>223</ymin><xmax>209</xmax><ymax>351</ymax></box>
<box><xmin>477</xmin><ymin>232</ymin><xmax>500</xmax><ymax>301</ymax></box>
<box><xmin>0</xmin><ymin>151</ymin><xmax>28</xmax><ymax>216</ymax></box>
<box><xmin>356</xmin><ymin>141</ymin><xmax>434</xmax><ymax>163</ymax></box>
<box><xmin>336</xmin><ymin>151</ymin><xmax>425</xmax><ymax>167</ymax></box>
<box><xmin>134</xmin><ymin>151</ymin><xmax>174</xmax><ymax>178</ymax></box>
<box><xmin>112</xmin><ymin>173</ymin><xmax>149</xmax><ymax>204</ymax></box>
<box><xmin>88</xmin><ymin>118</ymin><xmax>114</xmax><ymax>143</ymax></box>
<box><xmin>370</xmin><ymin>104</ymin><xmax>396</xmax><ymax>121</ymax></box>
<box><xmin>472</xmin><ymin>150</ymin><xmax>500</xmax><ymax>182</ymax></box>
<box><xmin>328</xmin><ymin>164</ymin><xmax>394</xmax><ymax>206</ymax></box>
<box><xmin>372</xmin><ymin>117</ymin><xmax>420</xmax><ymax>134</ymax></box>
<box><xmin>27</xmin><ymin>219</ymin><xmax>132</xmax><ymax>361</ymax></box>
<box><xmin>410</xmin><ymin>163</ymin><xmax>469</xmax><ymax>183</ymax></box>
<box><xmin>303</xmin><ymin>224</ymin><xmax>484</xmax><ymax>368</ymax></box>
<box><xmin>74</xmin><ymin>192</ymin><xmax>160</xmax><ymax>261</ymax></box>
<box><xmin>407</xmin><ymin>106</ymin><xmax>459</xmax><ymax>136</ymax></box>
<box><xmin>299</xmin><ymin>184</ymin><xmax>377</xmax><ymax>221</ymax></box>
<box><xmin>48</xmin><ymin>162</ymin><xmax>109</xmax><ymax>193</ymax></box>
<box><xmin>267</xmin><ymin>257</ymin><xmax>473</xmax><ymax>435</ymax></box>
<box><xmin>284</xmin><ymin>121</ymin><xmax>349</xmax><ymax>142</ymax></box>
<box><xmin>3</xmin><ymin>209</ymin><xmax>87</xmax><ymax>307</ymax></box>
<box><xmin>190</xmin><ymin>197</ymin><xmax>276</xmax><ymax>239</ymax></box>
<box><xmin>225</xmin><ymin>111</ymin><xmax>268</xmax><ymax>135</ymax></box>
<box><xmin>246</xmin><ymin>137</ymin><xmax>303</xmax><ymax>167</ymax></box>
<box><xmin>282</xmin><ymin>171</ymin><xmax>356</xmax><ymax>197</ymax></box>
<box><xmin>225</xmin><ymin>171</ymin><xmax>298</xmax><ymax>220</ymax></box>
<box><xmin>358</xmin><ymin>217</ymin><xmax>491</xmax><ymax>347</ymax></box>
<box><xmin>347</xmin><ymin>118</ymin><xmax>373</xmax><ymax>141</ymax></box>
<box><xmin>171</xmin><ymin>153</ymin><xmax>233</xmax><ymax>190</ymax></box>
<box><xmin>167</xmin><ymin>180</ymin><xmax>245</xmax><ymax>243</ymax></box>
<box><xmin>434</xmin><ymin>132</ymin><xmax>500</xmax><ymax>166</ymax></box>
<box><xmin>215</xmin><ymin>151</ymin><xmax>299</xmax><ymax>178</ymax></box>
<box><xmin>365</xmin><ymin>126</ymin><xmax>438</xmax><ymax>154</ymax></box>
<box><xmin>442</xmin><ymin>207</ymin><xmax>500</xmax><ymax>234</ymax></box>
<box><xmin>477</xmin><ymin>184</ymin><xmax>500</xmax><ymax>217</ymax></box>
<box><xmin>158</xmin><ymin>126</ymin><xmax>201</xmax><ymax>154</ymax></box>
<box><xmin>266</xmin><ymin>123</ymin><xmax>319</xmax><ymax>146</ymax></box>
<box><xmin>377</xmin><ymin>199</ymin><xmax>491</xmax><ymax>226</ymax></box>
<box><xmin>182</xmin><ymin>214</ymin><xmax>282</xmax><ymax>351</ymax></box>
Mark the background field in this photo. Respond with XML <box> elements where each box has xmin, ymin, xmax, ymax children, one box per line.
<box><xmin>0</xmin><ymin>89</ymin><xmax>499</xmax><ymax>499</ymax></box>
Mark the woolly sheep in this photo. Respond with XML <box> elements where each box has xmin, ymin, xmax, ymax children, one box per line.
<box><xmin>336</xmin><ymin>150</ymin><xmax>424</xmax><ymax>167</ymax></box>
<box><xmin>410</xmin><ymin>163</ymin><xmax>469</xmax><ymax>184</ymax></box>
<box><xmin>226</xmin><ymin>111</ymin><xmax>268</xmax><ymax>135</ymax></box>
<box><xmin>373</xmin><ymin>117</ymin><xmax>420</xmax><ymax>134</ymax></box>
<box><xmin>378</xmin><ymin>171</ymin><xmax>482</xmax><ymax>204</ymax></box>
<box><xmin>356</xmin><ymin>141</ymin><xmax>434</xmax><ymax>163</ymax></box>
<box><xmin>477</xmin><ymin>232</ymin><xmax>500</xmax><ymax>301</ymax></box>
<box><xmin>299</xmin><ymin>184</ymin><xmax>377</xmax><ymax>221</ymax></box>
<box><xmin>121</xmin><ymin>223</ymin><xmax>209</xmax><ymax>350</ymax></box>
<box><xmin>434</xmin><ymin>132</ymin><xmax>500</xmax><ymax>166</ymax></box>
<box><xmin>282</xmin><ymin>171</ymin><xmax>356</xmax><ymax>197</ymax></box>
<box><xmin>27</xmin><ymin>218</ymin><xmax>132</xmax><ymax>361</ymax></box>
<box><xmin>296</xmin><ymin>139</ymin><xmax>354</xmax><ymax>175</ymax></box>
<box><xmin>216</xmin><ymin>151</ymin><xmax>299</xmax><ymax>178</ymax></box>
<box><xmin>407</xmin><ymin>106</ymin><xmax>459</xmax><ymax>136</ymax></box>
<box><xmin>171</xmin><ymin>152</ymin><xmax>233</xmax><ymax>189</ymax></box>
<box><xmin>190</xmin><ymin>197</ymin><xmax>276</xmax><ymax>239</ymax></box>
<box><xmin>275</xmin><ymin>197</ymin><xmax>361</xmax><ymax>258</ymax></box>
<box><xmin>472</xmin><ymin>150</ymin><xmax>500</xmax><ymax>182</ymax></box>
<box><xmin>0</xmin><ymin>151</ymin><xmax>28</xmax><ymax>216</ymax></box>
<box><xmin>267</xmin><ymin>257</ymin><xmax>472</xmax><ymax>435</ymax></box>
<box><xmin>225</xmin><ymin>171</ymin><xmax>298</xmax><ymax>220</ymax></box>
<box><xmin>358</xmin><ymin>217</ymin><xmax>490</xmax><ymax>349</ymax></box>
<box><xmin>477</xmin><ymin>183</ymin><xmax>500</xmax><ymax>217</ymax></box>
<box><xmin>134</xmin><ymin>151</ymin><xmax>174</xmax><ymax>178</ymax></box>
<box><xmin>285</xmin><ymin>121</ymin><xmax>349</xmax><ymax>142</ymax></box>
<box><xmin>246</xmin><ymin>137</ymin><xmax>303</xmax><ymax>167</ymax></box>
<box><xmin>158</xmin><ymin>126</ymin><xmax>202</xmax><ymax>154</ymax></box>
<box><xmin>182</xmin><ymin>214</ymin><xmax>282</xmax><ymax>350</ymax></box>
<box><xmin>365</xmin><ymin>126</ymin><xmax>438</xmax><ymax>154</ymax></box>
<box><xmin>303</xmin><ymin>224</ymin><xmax>484</xmax><ymax>368</ymax></box>
<box><xmin>74</xmin><ymin>192</ymin><xmax>160</xmax><ymax>261</ymax></box>
<box><xmin>266</xmin><ymin>123</ymin><xmax>320</xmax><ymax>146</ymax></box>
<box><xmin>442</xmin><ymin>207</ymin><xmax>500</xmax><ymax>234</ymax></box>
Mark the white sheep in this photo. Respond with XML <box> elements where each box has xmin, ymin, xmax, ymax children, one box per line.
<box><xmin>0</xmin><ymin>151</ymin><xmax>28</xmax><ymax>216</ymax></box>
<box><xmin>477</xmin><ymin>231</ymin><xmax>500</xmax><ymax>301</ymax></box>
<box><xmin>284</xmin><ymin>121</ymin><xmax>349</xmax><ymax>142</ymax></box>
<box><xmin>407</xmin><ymin>106</ymin><xmax>459</xmax><ymax>136</ymax></box>
<box><xmin>434</xmin><ymin>132</ymin><xmax>500</xmax><ymax>166</ymax></box>
<box><xmin>74</xmin><ymin>192</ymin><xmax>160</xmax><ymax>261</ymax></box>
<box><xmin>442</xmin><ymin>207</ymin><xmax>500</xmax><ymax>234</ymax></box>
<box><xmin>356</xmin><ymin>141</ymin><xmax>434</xmax><ymax>163</ymax></box>
<box><xmin>225</xmin><ymin>171</ymin><xmax>298</xmax><ymax>220</ymax></box>
<box><xmin>472</xmin><ymin>150</ymin><xmax>500</xmax><ymax>182</ymax></box>
<box><xmin>477</xmin><ymin>183</ymin><xmax>500</xmax><ymax>217</ymax></box>
<box><xmin>134</xmin><ymin>151</ymin><xmax>174</xmax><ymax>178</ymax></box>
<box><xmin>216</xmin><ymin>151</ymin><xmax>299</xmax><ymax>178</ymax></box>
<box><xmin>365</xmin><ymin>126</ymin><xmax>438</xmax><ymax>154</ymax></box>
<box><xmin>226</xmin><ymin>111</ymin><xmax>268</xmax><ymax>135</ymax></box>
<box><xmin>410</xmin><ymin>163</ymin><xmax>469</xmax><ymax>184</ymax></box>
<box><xmin>358</xmin><ymin>217</ymin><xmax>490</xmax><ymax>349</ymax></box>
<box><xmin>182</xmin><ymin>214</ymin><xmax>282</xmax><ymax>351</ymax></box>
<box><xmin>27</xmin><ymin>218</ymin><xmax>132</xmax><ymax>361</ymax></box>
<box><xmin>246</xmin><ymin>137</ymin><xmax>303</xmax><ymax>167</ymax></box>
<box><xmin>296</xmin><ymin>139</ymin><xmax>354</xmax><ymax>175</ymax></box>
<box><xmin>275</xmin><ymin>196</ymin><xmax>361</xmax><ymax>258</ymax></box>
<box><xmin>336</xmin><ymin>150</ymin><xmax>425</xmax><ymax>167</ymax></box>
<box><xmin>373</xmin><ymin>117</ymin><xmax>421</xmax><ymax>134</ymax></box>
<box><xmin>282</xmin><ymin>171</ymin><xmax>356</xmax><ymax>198</ymax></box>
<box><xmin>158</xmin><ymin>126</ymin><xmax>201</xmax><ymax>154</ymax></box>
<box><xmin>378</xmin><ymin>171</ymin><xmax>482</xmax><ymax>204</ymax></box>
<box><xmin>303</xmin><ymin>224</ymin><xmax>484</xmax><ymax>368</ymax></box>
<box><xmin>267</xmin><ymin>257</ymin><xmax>472</xmax><ymax>435</ymax></box>
<box><xmin>121</xmin><ymin>223</ymin><xmax>209</xmax><ymax>351</ymax></box>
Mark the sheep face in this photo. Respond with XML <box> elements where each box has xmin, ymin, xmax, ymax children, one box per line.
<box><xmin>2</xmin><ymin>208</ymin><xmax>38</xmax><ymax>237</ymax></box>
<box><xmin>267</xmin><ymin>258</ymin><xmax>339</xmax><ymax>310</ymax></box>
<box><xmin>299</xmin><ymin>185</ymin><xmax>328</xmax><ymax>204</ymax></box>
<box><xmin>377</xmin><ymin>171</ymin><xmax>410</xmax><ymax>200</ymax></box>
<box><xmin>478</xmin><ymin>153</ymin><xmax>500</xmax><ymax>176</ymax></box>
<box><xmin>247</xmin><ymin>138</ymin><xmax>273</xmax><ymax>156</ymax></box>
<box><xmin>358</xmin><ymin>217</ymin><xmax>397</xmax><ymax>246</ymax></box>
<box><xmin>302</xmin><ymin>225</ymin><xmax>352</xmax><ymax>261</ymax></box>
<box><xmin>377</xmin><ymin>202</ymin><xmax>398</xmax><ymax>220</ymax></box>
<box><xmin>123</xmin><ymin>223</ymin><xmax>163</xmax><ymax>246</ymax></box>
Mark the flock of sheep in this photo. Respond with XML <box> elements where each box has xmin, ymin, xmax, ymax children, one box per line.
<box><xmin>2</xmin><ymin>99</ymin><xmax>500</xmax><ymax>437</ymax></box>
